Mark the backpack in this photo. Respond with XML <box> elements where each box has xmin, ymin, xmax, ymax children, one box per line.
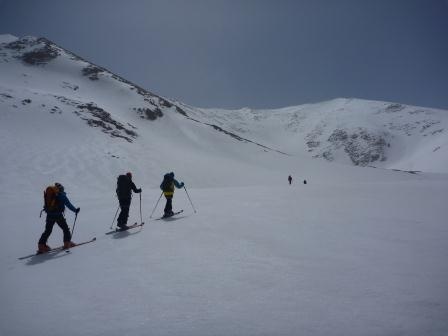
<box><xmin>44</xmin><ymin>186</ymin><xmax>60</xmax><ymax>212</ymax></box>
<box><xmin>116</xmin><ymin>174</ymin><xmax>132</xmax><ymax>197</ymax></box>
<box><xmin>160</xmin><ymin>174</ymin><xmax>174</xmax><ymax>191</ymax></box>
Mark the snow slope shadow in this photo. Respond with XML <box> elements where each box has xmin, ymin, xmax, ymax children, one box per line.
<box><xmin>158</xmin><ymin>215</ymin><xmax>188</xmax><ymax>222</ymax></box>
<box><xmin>25</xmin><ymin>250</ymin><xmax>70</xmax><ymax>266</ymax></box>
<box><xmin>109</xmin><ymin>228</ymin><xmax>144</xmax><ymax>239</ymax></box>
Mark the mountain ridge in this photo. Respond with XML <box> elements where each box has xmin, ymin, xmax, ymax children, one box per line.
<box><xmin>1</xmin><ymin>34</ymin><xmax>447</xmax><ymax>175</ymax></box>
<box><xmin>180</xmin><ymin>98</ymin><xmax>448</xmax><ymax>172</ymax></box>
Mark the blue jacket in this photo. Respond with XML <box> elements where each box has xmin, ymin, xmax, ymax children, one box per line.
<box><xmin>46</xmin><ymin>191</ymin><xmax>77</xmax><ymax>216</ymax></box>
<box><xmin>173</xmin><ymin>178</ymin><xmax>184</xmax><ymax>189</ymax></box>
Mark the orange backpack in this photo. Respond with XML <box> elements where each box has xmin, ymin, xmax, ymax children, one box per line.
<box><xmin>43</xmin><ymin>186</ymin><xmax>60</xmax><ymax>212</ymax></box>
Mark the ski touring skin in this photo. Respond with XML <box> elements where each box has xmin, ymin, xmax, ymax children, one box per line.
<box><xmin>105</xmin><ymin>222</ymin><xmax>145</xmax><ymax>235</ymax></box>
<box><xmin>18</xmin><ymin>237</ymin><xmax>97</xmax><ymax>260</ymax></box>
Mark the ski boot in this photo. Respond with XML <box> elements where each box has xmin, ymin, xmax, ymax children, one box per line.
<box><xmin>63</xmin><ymin>241</ymin><xmax>77</xmax><ymax>249</ymax></box>
<box><xmin>37</xmin><ymin>243</ymin><xmax>51</xmax><ymax>253</ymax></box>
<box><xmin>163</xmin><ymin>211</ymin><xmax>174</xmax><ymax>218</ymax></box>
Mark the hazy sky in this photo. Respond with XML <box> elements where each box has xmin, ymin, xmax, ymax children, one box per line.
<box><xmin>1</xmin><ymin>0</ymin><xmax>447</xmax><ymax>109</ymax></box>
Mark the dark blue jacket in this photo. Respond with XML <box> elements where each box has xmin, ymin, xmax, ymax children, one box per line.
<box><xmin>46</xmin><ymin>191</ymin><xmax>77</xmax><ymax>216</ymax></box>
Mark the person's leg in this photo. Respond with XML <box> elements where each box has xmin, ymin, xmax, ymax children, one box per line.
<box><xmin>38</xmin><ymin>216</ymin><xmax>56</xmax><ymax>252</ymax></box>
<box><xmin>38</xmin><ymin>216</ymin><xmax>56</xmax><ymax>245</ymax></box>
<box><xmin>55</xmin><ymin>215</ymin><xmax>72</xmax><ymax>243</ymax></box>
<box><xmin>117</xmin><ymin>198</ymin><xmax>131</xmax><ymax>227</ymax></box>
<box><xmin>164</xmin><ymin>196</ymin><xmax>173</xmax><ymax>215</ymax></box>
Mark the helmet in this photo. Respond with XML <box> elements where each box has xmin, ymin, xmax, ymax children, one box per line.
<box><xmin>126</xmin><ymin>172</ymin><xmax>132</xmax><ymax>178</ymax></box>
<box><xmin>55</xmin><ymin>182</ymin><xmax>64</xmax><ymax>192</ymax></box>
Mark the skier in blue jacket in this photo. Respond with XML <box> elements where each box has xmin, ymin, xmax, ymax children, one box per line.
<box><xmin>38</xmin><ymin>183</ymin><xmax>80</xmax><ymax>253</ymax></box>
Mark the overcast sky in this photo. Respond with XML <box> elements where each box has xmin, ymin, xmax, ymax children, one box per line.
<box><xmin>1</xmin><ymin>0</ymin><xmax>447</xmax><ymax>109</ymax></box>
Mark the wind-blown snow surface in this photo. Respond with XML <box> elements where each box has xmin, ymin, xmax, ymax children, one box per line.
<box><xmin>1</xmin><ymin>35</ymin><xmax>448</xmax><ymax>335</ymax></box>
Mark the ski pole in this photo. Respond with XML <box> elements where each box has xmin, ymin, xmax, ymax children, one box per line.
<box><xmin>149</xmin><ymin>192</ymin><xmax>163</xmax><ymax>218</ymax></box>
<box><xmin>139</xmin><ymin>192</ymin><xmax>143</xmax><ymax>224</ymax></box>
<box><xmin>71</xmin><ymin>212</ymin><xmax>78</xmax><ymax>238</ymax></box>
<box><xmin>110</xmin><ymin>205</ymin><xmax>120</xmax><ymax>229</ymax></box>
<box><xmin>184</xmin><ymin>186</ymin><xmax>197</xmax><ymax>213</ymax></box>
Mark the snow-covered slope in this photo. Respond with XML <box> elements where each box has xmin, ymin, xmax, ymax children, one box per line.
<box><xmin>180</xmin><ymin>99</ymin><xmax>448</xmax><ymax>173</ymax></box>
<box><xmin>0</xmin><ymin>35</ymin><xmax>293</xmax><ymax>197</ymax></box>
<box><xmin>1</xmin><ymin>35</ymin><xmax>448</xmax><ymax>336</ymax></box>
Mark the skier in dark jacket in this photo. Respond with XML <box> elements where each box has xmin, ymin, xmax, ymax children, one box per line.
<box><xmin>288</xmin><ymin>175</ymin><xmax>292</xmax><ymax>185</ymax></box>
<box><xmin>38</xmin><ymin>183</ymin><xmax>80</xmax><ymax>253</ymax></box>
<box><xmin>116</xmin><ymin>172</ymin><xmax>142</xmax><ymax>229</ymax></box>
<box><xmin>160</xmin><ymin>172</ymin><xmax>184</xmax><ymax>218</ymax></box>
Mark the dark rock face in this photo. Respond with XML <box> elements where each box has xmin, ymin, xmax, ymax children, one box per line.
<box><xmin>54</xmin><ymin>96</ymin><xmax>138</xmax><ymax>143</ymax></box>
<box><xmin>3</xmin><ymin>37</ymin><xmax>61</xmax><ymax>65</ymax></box>
<box><xmin>132</xmin><ymin>107</ymin><xmax>163</xmax><ymax>120</ymax></box>
<box><xmin>82</xmin><ymin>65</ymin><xmax>105</xmax><ymax>80</ymax></box>
<box><xmin>308</xmin><ymin>127</ymin><xmax>389</xmax><ymax>166</ymax></box>
<box><xmin>21</xmin><ymin>42</ymin><xmax>60</xmax><ymax>65</ymax></box>
<box><xmin>3</xmin><ymin>38</ymin><xmax>34</xmax><ymax>51</ymax></box>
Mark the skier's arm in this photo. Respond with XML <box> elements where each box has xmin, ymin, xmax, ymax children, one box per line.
<box><xmin>60</xmin><ymin>193</ymin><xmax>77</xmax><ymax>213</ymax></box>
<box><xmin>131</xmin><ymin>182</ymin><xmax>142</xmax><ymax>193</ymax></box>
<box><xmin>174</xmin><ymin>179</ymin><xmax>184</xmax><ymax>189</ymax></box>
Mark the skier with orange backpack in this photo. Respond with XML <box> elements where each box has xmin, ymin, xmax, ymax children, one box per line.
<box><xmin>37</xmin><ymin>183</ymin><xmax>80</xmax><ymax>253</ymax></box>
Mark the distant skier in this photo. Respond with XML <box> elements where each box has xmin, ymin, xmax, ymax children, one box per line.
<box><xmin>160</xmin><ymin>172</ymin><xmax>184</xmax><ymax>218</ymax></box>
<box><xmin>288</xmin><ymin>175</ymin><xmax>293</xmax><ymax>185</ymax></box>
<box><xmin>38</xmin><ymin>183</ymin><xmax>80</xmax><ymax>253</ymax></box>
<box><xmin>116</xmin><ymin>172</ymin><xmax>142</xmax><ymax>229</ymax></box>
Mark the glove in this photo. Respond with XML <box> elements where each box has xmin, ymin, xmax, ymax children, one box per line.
<box><xmin>137</xmin><ymin>188</ymin><xmax>142</xmax><ymax>193</ymax></box>
<box><xmin>180</xmin><ymin>182</ymin><xmax>184</xmax><ymax>188</ymax></box>
<box><xmin>75</xmin><ymin>207</ymin><xmax>80</xmax><ymax>214</ymax></box>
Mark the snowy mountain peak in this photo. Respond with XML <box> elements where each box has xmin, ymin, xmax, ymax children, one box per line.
<box><xmin>0</xmin><ymin>33</ymin><xmax>18</xmax><ymax>44</ymax></box>
<box><xmin>0</xmin><ymin>35</ymin><xmax>186</xmax><ymax>124</ymax></box>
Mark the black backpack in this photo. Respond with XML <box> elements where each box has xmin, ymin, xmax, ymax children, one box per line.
<box><xmin>116</xmin><ymin>175</ymin><xmax>132</xmax><ymax>197</ymax></box>
<box><xmin>160</xmin><ymin>173</ymin><xmax>174</xmax><ymax>191</ymax></box>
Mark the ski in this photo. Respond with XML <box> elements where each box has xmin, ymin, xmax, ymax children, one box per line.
<box><xmin>105</xmin><ymin>222</ymin><xmax>144</xmax><ymax>235</ymax></box>
<box><xmin>18</xmin><ymin>237</ymin><xmax>97</xmax><ymax>260</ymax></box>
<box><xmin>156</xmin><ymin>210</ymin><xmax>183</xmax><ymax>220</ymax></box>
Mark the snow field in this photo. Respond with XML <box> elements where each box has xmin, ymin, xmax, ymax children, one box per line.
<box><xmin>2</xmin><ymin>175</ymin><xmax>448</xmax><ymax>336</ymax></box>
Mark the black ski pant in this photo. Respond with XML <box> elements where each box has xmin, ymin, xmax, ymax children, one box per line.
<box><xmin>164</xmin><ymin>196</ymin><xmax>173</xmax><ymax>215</ymax></box>
<box><xmin>39</xmin><ymin>214</ymin><xmax>71</xmax><ymax>244</ymax></box>
<box><xmin>117</xmin><ymin>197</ymin><xmax>131</xmax><ymax>227</ymax></box>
